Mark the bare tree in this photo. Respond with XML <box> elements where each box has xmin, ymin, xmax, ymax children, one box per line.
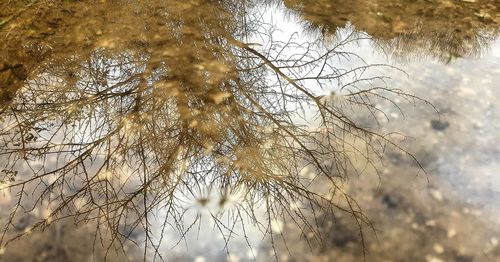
<box><xmin>0</xmin><ymin>0</ymin><xmax>431</xmax><ymax>260</ymax></box>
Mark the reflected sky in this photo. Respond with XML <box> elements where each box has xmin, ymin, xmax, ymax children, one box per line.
<box><xmin>1</xmin><ymin>1</ymin><xmax>500</xmax><ymax>261</ymax></box>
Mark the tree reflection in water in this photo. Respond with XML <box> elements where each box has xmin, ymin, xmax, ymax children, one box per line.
<box><xmin>282</xmin><ymin>0</ymin><xmax>500</xmax><ymax>62</ymax></box>
<box><xmin>0</xmin><ymin>0</ymin><xmax>498</xmax><ymax>260</ymax></box>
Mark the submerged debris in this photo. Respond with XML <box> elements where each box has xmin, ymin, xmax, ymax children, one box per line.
<box><xmin>431</xmin><ymin>119</ymin><xmax>450</xmax><ymax>131</ymax></box>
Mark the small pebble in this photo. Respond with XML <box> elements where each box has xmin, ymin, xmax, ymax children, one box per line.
<box><xmin>433</xmin><ymin>244</ymin><xmax>444</xmax><ymax>254</ymax></box>
<box><xmin>430</xmin><ymin>119</ymin><xmax>449</xmax><ymax>131</ymax></box>
<box><xmin>426</xmin><ymin>220</ymin><xmax>437</xmax><ymax>227</ymax></box>
<box><xmin>473</xmin><ymin>121</ymin><xmax>484</xmax><ymax>129</ymax></box>
<box><xmin>246</xmin><ymin>249</ymin><xmax>256</xmax><ymax>259</ymax></box>
<box><xmin>426</xmin><ymin>255</ymin><xmax>444</xmax><ymax>262</ymax></box>
<box><xmin>430</xmin><ymin>190</ymin><xmax>444</xmax><ymax>202</ymax></box>
<box><xmin>194</xmin><ymin>256</ymin><xmax>206</xmax><ymax>262</ymax></box>
<box><xmin>227</xmin><ymin>254</ymin><xmax>240</xmax><ymax>262</ymax></box>
<box><xmin>471</xmin><ymin>209</ymin><xmax>482</xmax><ymax>216</ymax></box>
<box><xmin>447</xmin><ymin>228</ymin><xmax>457</xmax><ymax>238</ymax></box>
<box><xmin>491</xmin><ymin>237</ymin><xmax>498</xmax><ymax>247</ymax></box>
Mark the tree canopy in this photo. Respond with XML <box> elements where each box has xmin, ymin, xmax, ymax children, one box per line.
<box><xmin>0</xmin><ymin>0</ymin><xmax>498</xmax><ymax>260</ymax></box>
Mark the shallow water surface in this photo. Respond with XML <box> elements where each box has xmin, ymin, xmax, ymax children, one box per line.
<box><xmin>0</xmin><ymin>1</ymin><xmax>499</xmax><ymax>261</ymax></box>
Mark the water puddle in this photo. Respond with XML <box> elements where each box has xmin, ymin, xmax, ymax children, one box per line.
<box><xmin>0</xmin><ymin>1</ymin><xmax>499</xmax><ymax>261</ymax></box>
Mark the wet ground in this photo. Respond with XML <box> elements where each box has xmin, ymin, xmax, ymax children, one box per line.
<box><xmin>1</xmin><ymin>1</ymin><xmax>500</xmax><ymax>262</ymax></box>
<box><xmin>266</xmin><ymin>30</ymin><xmax>500</xmax><ymax>262</ymax></box>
